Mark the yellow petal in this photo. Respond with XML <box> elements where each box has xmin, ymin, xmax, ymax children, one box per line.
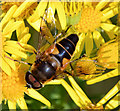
<box><xmin>105</xmin><ymin>94</ymin><xmax>119</xmax><ymax>109</ymax></box>
<box><xmin>93</xmin><ymin>30</ymin><xmax>105</xmax><ymax>48</ymax></box>
<box><xmin>0</xmin><ymin>73</ymin><xmax>2</xmax><ymax>104</ymax></box>
<box><xmin>85</xmin><ymin>32</ymin><xmax>93</xmax><ymax>56</ymax></box>
<box><xmin>95</xmin><ymin>0</ymin><xmax>110</xmax><ymax>11</ymax></box>
<box><xmin>26</xmin><ymin>88</ymin><xmax>51</xmax><ymax>107</ymax></box>
<box><xmin>19</xmin><ymin>43</ymin><xmax>36</xmax><ymax>53</ymax></box>
<box><xmin>87</xmin><ymin>69</ymin><xmax>119</xmax><ymax>85</ymax></box>
<box><xmin>109</xmin><ymin>2</ymin><xmax>118</xmax><ymax>7</ymax></box>
<box><xmin>2</xmin><ymin>19</ymin><xmax>14</xmax><ymax>39</ymax></box>
<box><xmin>68</xmin><ymin>76</ymin><xmax>92</xmax><ymax>108</ymax></box>
<box><xmin>60</xmin><ymin>79</ymin><xmax>82</xmax><ymax>107</ymax></box>
<box><xmin>27</xmin><ymin>18</ymin><xmax>41</xmax><ymax>32</ymax></box>
<box><xmin>101</xmin><ymin>7</ymin><xmax>111</xmax><ymax>15</ymax></box>
<box><xmin>1</xmin><ymin>5</ymin><xmax>17</xmax><ymax>27</ymax></box>
<box><xmin>3</xmin><ymin>53</ymin><xmax>16</xmax><ymax>71</ymax></box>
<box><xmin>101</xmin><ymin>7</ymin><xmax>118</xmax><ymax>22</ymax></box>
<box><xmin>28</xmin><ymin>1</ymin><xmax>47</xmax><ymax>22</ymax></box>
<box><xmin>19</xmin><ymin>34</ymin><xmax>31</xmax><ymax>44</ymax></box>
<box><xmin>0</xmin><ymin>55</ymin><xmax>11</xmax><ymax>76</ymax></box>
<box><xmin>17</xmin><ymin>97</ymin><xmax>28</xmax><ymax>110</ymax></box>
<box><xmin>5</xmin><ymin>41</ymin><xmax>26</xmax><ymax>51</ymax></box>
<box><xmin>3</xmin><ymin>21</ymin><xmax>23</xmax><ymax>36</ymax></box>
<box><xmin>5</xmin><ymin>41</ymin><xmax>36</xmax><ymax>53</ymax></box>
<box><xmin>97</xmin><ymin>81</ymin><xmax>119</xmax><ymax>107</ymax></box>
<box><xmin>97</xmin><ymin>40</ymin><xmax>118</xmax><ymax>69</ymax></box>
<box><xmin>56</xmin><ymin>2</ymin><xmax>66</xmax><ymax>30</ymax></box>
<box><xmin>46</xmin><ymin>80</ymin><xmax>61</xmax><ymax>85</ymax></box>
<box><xmin>13</xmin><ymin>0</ymin><xmax>37</xmax><ymax>18</ymax></box>
<box><xmin>0</xmin><ymin>98</ymin><xmax>2</xmax><ymax>104</ymax></box>
<box><xmin>0</xmin><ymin>12</ymin><xmax>5</xmax><ymax>18</ymax></box>
<box><xmin>8</xmin><ymin>100</ymin><xmax>16</xmax><ymax>110</ymax></box>
<box><xmin>16</xmin><ymin>21</ymin><xmax>26</xmax><ymax>40</ymax></box>
<box><xmin>4</xmin><ymin>46</ymin><xmax>27</xmax><ymax>59</ymax></box>
<box><xmin>101</xmin><ymin>23</ymin><xmax>117</xmax><ymax>32</ymax></box>
<box><xmin>74</xmin><ymin>33</ymin><xmax>85</xmax><ymax>59</ymax></box>
<box><xmin>84</xmin><ymin>1</ymin><xmax>92</xmax><ymax>7</ymax></box>
<box><xmin>105</xmin><ymin>26</ymin><xmax>118</xmax><ymax>39</ymax></box>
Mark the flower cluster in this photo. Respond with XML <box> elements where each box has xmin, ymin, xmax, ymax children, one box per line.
<box><xmin>1</xmin><ymin>0</ymin><xmax>119</xmax><ymax>110</ymax></box>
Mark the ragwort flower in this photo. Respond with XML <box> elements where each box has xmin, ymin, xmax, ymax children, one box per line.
<box><xmin>87</xmin><ymin>38</ymin><xmax>119</xmax><ymax>85</ymax></box>
<box><xmin>1</xmin><ymin>18</ymin><xmax>36</xmax><ymax>76</ymax></box>
<box><xmin>65</xmin><ymin>1</ymin><xmax>118</xmax><ymax>56</ymax></box>
<box><xmin>2</xmin><ymin>59</ymin><xmax>51</xmax><ymax>110</ymax></box>
<box><xmin>1</xmin><ymin>0</ymin><xmax>38</xmax><ymax>23</ymax></box>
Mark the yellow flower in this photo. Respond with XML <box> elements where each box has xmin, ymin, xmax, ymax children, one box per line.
<box><xmin>86</xmin><ymin>38</ymin><xmax>119</xmax><ymax>85</ymax></box>
<box><xmin>1</xmin><ymin>19</ymin><xmax>35</xmax><ymax>76</ymax></box>
<box><xmin>65</xmin><ymin>1</ymin><xmax>118</xmax><ymax>56</ymax></box>
<box><xmin>1</xmin><ymin>0</ymin><xmax>38</xmax><ymax>22</ymax></box>
<box><xmin>2</xmin><ymin>62</ymin><xmax>51</xmax><ymax>110</ymax></box>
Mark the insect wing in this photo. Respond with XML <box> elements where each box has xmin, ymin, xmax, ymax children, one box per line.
<box><xmin>38</xmin><ymin>7</ymin><xmax>57</xmax><ymax>53</ymax></box>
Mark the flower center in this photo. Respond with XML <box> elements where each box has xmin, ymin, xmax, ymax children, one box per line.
<box><xmin>2</xmin><ymin>65</ymin><xmax>27</xmax><ymax>102</ymax></box>
<box><xmin>75</xmin><ymin>7</ymin><xmax>102</xmax><ymax>33</ymax></box>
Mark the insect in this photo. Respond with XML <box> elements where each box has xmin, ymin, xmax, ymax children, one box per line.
<box><xmin>25</xmin><ymin>33</ymin><xmax>79</xmax><ymax>89</ymax></box>
<box><xmin>6</xmin><ymin>8</ymin><xmax>105</xmax><ymax>89</ymax></box>
<box><xmin>23</xmin><ymin>8</ymin><xmax>79</xmax><ymax>89</ymax></box>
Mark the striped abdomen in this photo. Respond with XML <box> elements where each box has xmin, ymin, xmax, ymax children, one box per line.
<box><xmin>53</xmin><ymin>34</ymin><xmax>79</xmax><ymax>66</ymax></box>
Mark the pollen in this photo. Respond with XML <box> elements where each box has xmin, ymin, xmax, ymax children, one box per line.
<box><xmin>1</xmin><ymin>2</ymin><xmax>37</xmax><ymax>19</ymax></box>
<box><xmin>2</xmin><ymin>64</ymin><xmax>27</xmax><ymax>102</ymax></box>
<box><xmin>75</xmin><ymin>7</ymin><xmax>102</xmax><ymax>33</ymax></box>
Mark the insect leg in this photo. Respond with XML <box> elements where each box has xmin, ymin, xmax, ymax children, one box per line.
<box><xmin>64</xmin><ymin>70</ymin><xmax>73</xmax><ymax>76</ymax></box>
<box><xmin>17</xmin><ymin>42</ymin><xmax>37</xmax><ymax>55</ymax></box>
<box><xmin>5</xmin><ymin>56</ymin><xmax>32</xmax><ymax>66</ymax></box>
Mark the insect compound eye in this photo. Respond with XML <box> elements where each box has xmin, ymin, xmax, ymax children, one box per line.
<box><xmin>25</xmin><ymin>71</ymin><xmax>42</xmax><ymax>89</ymax></box>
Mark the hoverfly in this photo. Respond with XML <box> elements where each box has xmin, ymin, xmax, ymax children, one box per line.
<box><xmin>25</xmin><ymin>8</ymin><xmax>79</xmax><ymax>89</ymax></box>
<box><xmin>24</xmin><ymin>7</ymin><xmax>106</xmax><ymax>89</ymax></box>
<box><xmin>7</xmin><ymin>7</ymin><xmax>105</xmax><ymax>89</ymax></box>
